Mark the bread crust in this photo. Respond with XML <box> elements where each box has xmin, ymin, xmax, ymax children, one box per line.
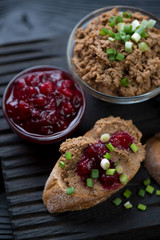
<box><xmin>43</xmin><ymin>116</ymin><xmax>146</xmax><ymax>213</ymax></box>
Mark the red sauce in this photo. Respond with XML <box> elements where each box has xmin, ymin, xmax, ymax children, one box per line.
<box><xmin>5</xmin><ymin>68</ymin><xmax>83</xmax><ymax>135</ymax></box>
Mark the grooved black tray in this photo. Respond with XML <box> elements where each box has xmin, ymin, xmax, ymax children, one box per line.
<box><xmin>0</xmin><ymin>0</ymin><xmax>160</xmax><ymax>239</ymax></box>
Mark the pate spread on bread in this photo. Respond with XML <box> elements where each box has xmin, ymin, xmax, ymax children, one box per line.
<box><xmin>43</xmin><ymin>117</ymin><xmax>146</xmax><ymax>213</ymax></box>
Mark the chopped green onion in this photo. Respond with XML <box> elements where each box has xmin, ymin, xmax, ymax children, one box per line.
<box><xmin>104</xmin><ymin>152</ymin><xmax>111</xmax><ymax>160</ymax></box>
<box><xmin>125</xmin><ymin>41</ymin><xmax>133</xmax><ymax>53</ymax></box>
<box><xmin>124</xmin><ymin>201</ymin><xmax>133</xmax><ymax>209</ymax></box>
<box><xmin>130</xmin><ymin>143</ymin><xmax>139</xmax><ymax>152</ymax></box>
<box><xmin>59</xmin><ymin>161</ymin><xmax>65</xmax><ymax>168</ymax></box>
<box><xmin>146</xmin><ymin>185</ymin><xmax>154</xmax><ymax>194</ymax></box>
<box><xmin>141</xmin><ymin>19</ymin><xmax>149</xmax><ymax>29</ymax></box>
<box><xmin>141</xmin><ymin>32</ymin><xmax>148</xmax><ymax>38</ymax></box>
<box><xmin>131</xmin><ymin>32</ymin><xmax>141</xmax><ymax>43</ymax></box>
<box><xmin>100</xmin><ymin>133</ymin><xmax>111</xmax><ymax>142</ymax></box>
<box><xmin>100</xmin><ymin>28</ymin><xmax>109</xmax><ymax>36</ymax></box>
<box><xmin>66</xmin><ymin>186</ymin><xmax>75</xmax><ymax>195</ymax></box>
<box><xmin>138</xmin><ymin>42</ymin><xmax>149</xmax><ymax>52</ymax></box>
<box><xmin>119</xmin><ymin>174</ymin><xmax>128</xmax><ymax>184</ymax></box>
<box><xmin>147</xmin><ymin>19</ymin><xmax>156</xmax><ymax>29</ymax></box>
<box><xmin>87</xmin><ymin>178</ymin><xmax>93</xmax><ymax>188</ymax></box>
<box><xmin>156</xmin><ymin>190</ymin><xmax>160</xmax><ymax>196</ymax></box>
<box><xmin>115</xmin><ymin>33</ymin><xmax>121</xmax><ymax>40</ymax></box>
<box><xmin>109</xmin><ymin>54</ymin><xmax>116</xmax><ymax>61</ymax></box>
<box><xmin>123</xmin><ymin>189</ymin><xmax>132</xmax><ymax>198</ymax></box>
<box><xmin>109</xmin><ymin>20</ymin><xmax>116</xmax><ymax>28</ymax></box>
<box><xmin>109</xmin><ymin>30</ymin><xmax>115</xmax><ymax>37</ymax></box>
<box><xmin>143</xmin><ymin>178</ymin><xmax>151</xmax><ymax>186</ymax></box>
<box><xmin>116</xmin><ymin>15</ymin><xmax>123</xmax><ymax>23</ymax></box>
<box><xmin>106</xmin><ymin>48</ymin><xmax>116</xmax><ymax>55</ymax></box>
<box><xmin>136</xmin><ymin>26</ymin><xmax>146</xmax><ymax>36</ymax></box>
<box><xmin>100</xmin><ymin>158</ymin><xmax>110</xmax><ymax>170</ymax></box>
<box><xmin>108</xmin><ymin>37</ymin><xmax>115</xmax><ymax>42</ymax></box>
<box><xmin>91</xmin><ymin>169</ymin><xmax>99</xmax><ymax>179</ymax></box>
<box><xmin>106</xmin><ymin>143</ymin><xmax>115</xmax><ymax>152</ymax></box>
<box><xmin>138</xmin><ymin>188</ymin><xmax>145</xmax><ymax>197</ymax></box>
<box><xmin>112</xmin><ymin>197</ymin><xmax>122</xmax><ymax>206</ymax></box>
<box><xmin>109</xmin><ymin>16</ymin><xmax>115</xmax><ymax>22</ymax></box>
<box><xmin>65</xmin><ymin>152</ymin><xmax>72</xmax><ymax>160</ymax></box>
<box><xmin>137</xmin><ymin>203</ymin><xmax>147</xmax><ymax>211</ymax></box>
<box><xmin>114</xmin><ymin>161</ymin><xmax>119</xmax><ymax>166</ymax></box>
<box><xmin>131</xmin><ymin>19</ymin><xmax>140</xmax><ymax>31</ymax></box>
<box><xmin>116</xmin><ymin>53</ymin><xmax>125</xmax><ymax>61</ymax></box>
<box><xmin>124</xmin><ymin>25</ymin><xmax>132</xmax><ymax>33</ymax></box>
<box><xmin>119</xmin><ymin>30</ymin><xmax>126</xmax><ymax>40</ymax></box>
<box><xmin>123</xmin><ymin>11</ymin><xmax>132</xmax><ymax>18</ymax></box>
<box><xmin>116</xmin><ymin>165</ymin><xmax>123</xmax><ymax>174</ymax></box>
<box><xmin>120</xmin><ymin>78</ymin><xmax>129</xmax><ymax>87</ymax></box>
<box><xmin>106</xmin><ymin>168</ymin><xmax>116</xmax><ymax>176</ymax></box>
<box><xmin>124</xmin><ymin>34</ymin><xmax>131</xmax><ymax>42</ymax></box>
<box><xmin>117</xmin><ymin>22</ymin><xmax>125</xmax><ymax>31</ymax></box>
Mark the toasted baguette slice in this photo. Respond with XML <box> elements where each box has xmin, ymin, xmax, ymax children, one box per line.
<box><xmin>144</xmin><ymin>133</ymin><xmax>160</xmax><ymax>185</ymax></box>
<box><xmin>43</xmin><ymin>117</ymin><xmax>146</xmax><ymax>213</ymax></box>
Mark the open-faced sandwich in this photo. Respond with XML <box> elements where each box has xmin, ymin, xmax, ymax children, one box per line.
<box><xmin>43</xmin><ymin>116</ymin><xmax>146</xmax><ymax>213</ymax></box>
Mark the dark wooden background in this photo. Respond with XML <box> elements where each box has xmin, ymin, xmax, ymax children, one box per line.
<box><xmin>0</xmin><ymin>0</ymin><xmax>160</xmax><ymax>239</ymax></box>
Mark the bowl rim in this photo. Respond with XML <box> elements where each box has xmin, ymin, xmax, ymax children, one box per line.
<box><xmin>66</xmin><ymin>5</ymin><xmax>160</xmax><ymax>104</ymax></box>
<box><xmin>2</xmin><ymin>65</ymin><xmax>86</xmax><ymax>143</ymax></box>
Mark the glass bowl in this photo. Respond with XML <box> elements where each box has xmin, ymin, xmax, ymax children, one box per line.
<box><xmin>2</xmin><ymin>65</ymin><xmax>86</xmax><ymax>144</ymax></box>
<box><xmin>67</xmin><ymin>5</ymin><xmax>160</xmax><ymax>104</ymax></box>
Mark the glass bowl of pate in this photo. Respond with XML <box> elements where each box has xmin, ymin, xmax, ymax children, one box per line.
<box><xmin>67</xmin><ymin>6</ymin><xmax>160</xmax><ymax>104</ymax></box>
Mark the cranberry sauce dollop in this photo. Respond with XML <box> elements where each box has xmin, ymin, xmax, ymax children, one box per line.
<box><xmin>5</xmin><ymin>68</ymin><xmax>83</xmax><ymax>135</ymax></box>
<box><xmin>76</xmin><ymin>131</ymin><xmax>135</xmax><ymax>189</ymax></box>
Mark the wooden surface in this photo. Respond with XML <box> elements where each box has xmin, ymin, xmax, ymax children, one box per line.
<box><xmin>0</xmin><ymin>0</ymin><xmax>160</xmax><ymax>239</ymax></box>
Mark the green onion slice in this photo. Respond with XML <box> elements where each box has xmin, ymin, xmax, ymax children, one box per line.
<box><xmin>123</xmin><ymin>189</ymin><xmax>132</xmax><ymax>198</ymax></box>
<box><xmin>66</xmin><ymin>186</ymin><xmax>75</xmax><ymax>195</ymax></box>
<box><xmin>146</xmin><ymin>185</ymin><xmax>154</xmax><ymax>194</ymax></box>
<box><xmin>119</xmin><ymin>174</ymin><xmax>128</xmax><ymax>184</ymax></box>
<box><xmin>116</xmin><ymin>165</ymin><xmax>123</xmax><ymax>174</ymax></box>
<box><xmin>138</xmin><ymin>42</ymin><xmax>149</xmax><ymax>52</ymax></box>
<box><xmin>136</xmin><ymin>26</ymin><xmax>146</xmax><ymax>36</ymax></box>
<box><xmin>106</xmin><ymin>48</ymin><xmax>116</xmax><ymax>55</ymax></box>
<box><xmin>117</xmin><ymin>22</ymin><xmax>125</xmax><ymax>31</ymax></box>
<box><xmin>137</xmin><ymin>203</ymin><xmax>147</xmax><ymax>211</ymax></box>
<box><xmin>131</xmin><ymin>19</ymin><xmax>140</xmax><ymax>31</ymax></box>
<box><xmin>120</xmin><ymin>78</ymin><xmax>129</xmax><ymax>87</ymax></box>
<box><xmin>116</xmin><ymin>15</ymin><xmax>123</xmax><ymax>23</ymax></box>
<box><xmin>109</xmin><ymin>54</ymin><xmax>116</xmax><ymax>61</ymax></box>
<box><xmin>143</xmin><ymin>178</ymin><xmax>151</xmax><ymax>186</ymax></box>
<box><xmin>147</xmin><ymin>19</ymin><xmax>156</xmax><ymax>29</ymax></box>
<box><xmin>124</xmin><ymin>25</ymin><xmax>132</xmax><ymax>33</ymax></box>
<box><xmin>65</xmin><ymin>152</ymin><xmax>72</xmax><ymax>160</ymax></box>
<box><xmin>112</xmin><ymin>197</ymin><xmax>122</xmax><ymax>206</ymax></box>
<box><xmin>100</xmin><ymin>28</ymin><xmax>109</xmax><ymax>36</ymax></box>
<box><xmin>109</xmin><ymin>20</ymin><xmax>116</xmax><ymax>28</ymax></box>
<box><xmin>115</xmin><ymin>33</ymin><xmax>121</xmax><ymax>40</ymax></box>
<box><xmin>130</xmin><ymin>143</ymin><xmax>139</xmax><ymax>152</ymax></box>
<box><xmin>123</xmin><ymin>11</ymin><xmax>132</xmax><ymax>18</ymax></box>
<box><xmin>109</xmin><ymin>16</ymin><xmax>115</xmax><ymax>22</ymax></box>
<box><xmin>59</xmin><ymin>161</ymin><xmax>65</xmax><ymax>168</ymax></box>
<box><xmin>124</xmin><ymin>34</ymin><xmax>131</xmax><ymax>42</ymax></box>
<box><xmin>116</xmin><ymin>53</ymin><xmax>125</xmax><ymax>61</ymax></box>
<box><xmin>87</xmin><ymin>178</ymin><xmax>93</xmax><ymax>188</ymax></box>
<box><xmin>106</xmin><ymin>143</ymin><xmax>115</xmax><ymax>152</ymax></box>
<box><xmin>106</xmin><ymin>169</ymin><xmax>116</xmax><ymax>176</ymax></box>
<box><xmin>125</xmin><ymin>41</ymin><xmax>133</xmax><ymax>53</ymax></box>
<box><xmin>141</xmin><ymin>19</ymin><xmax>149</xmax><ymax>29</ymax></box>
<box><xmin>108</xmin><ymin>30</ymin><xmax>115</xmax><ymax>37</ymax></box>
<box><xmin>104</xmin><ymin>152</ymin><xmax>111</xmax><ymax>160</ymax></box>
<box><xmin>131</xmin><ymin>32</ymin><xmax>141</xmax><ymax>43</ymax></box>
<box><xmin>156</xmin><ymin>190</ymin><xmax>160</xmax><ymax>196</ymax></box>
<box><xmin>124</xmin><ymin>201</ymin><xmax>133</xmax><ymax>209</ymax></box>
<box><xmin>91</xmin><ymin>169</ymin><xmax>99</xmax><ymax>179</ymax></box>
<box><xmin>108</xmin><ymin>37</ymin><xmax>115</xmax><ymax>42</ymax></box>
<box><xmin>138</xmin><ymin>188</ymin><xmax>145</xmax><ymax>197</ymax></box>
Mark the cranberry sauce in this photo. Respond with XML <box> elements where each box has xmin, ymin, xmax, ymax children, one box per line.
<box><xmin>76</xmin><ymin>131</ymin><xmax>135</xmax><ymax>189</ymax></box>
<box><xmin>5</xmin><ymin>68</ymin><xmax>83</xmax><ymax>135</ymax></box>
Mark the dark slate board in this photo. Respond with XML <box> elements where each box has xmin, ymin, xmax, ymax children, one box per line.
<box><xmin>0</xmin><ymin>0</ymin><xmax>160</xmax><ymax>239</ymax></box>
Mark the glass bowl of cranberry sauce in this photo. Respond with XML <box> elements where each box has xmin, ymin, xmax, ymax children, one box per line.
<box><xmin>3</xmin><ymin>66</ymin><xmax>86</xmax><ymax>144</ymax></box>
